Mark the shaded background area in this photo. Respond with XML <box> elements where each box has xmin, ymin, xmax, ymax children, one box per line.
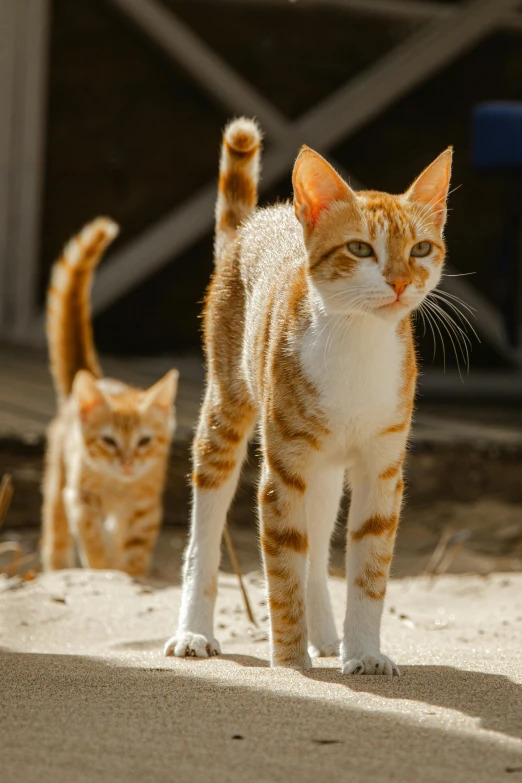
<box><xmin>0</xmin><ymin>0</ymin><xmax>522</xmax><ymax>576</ymax></box>
<box><xmin>37</xmin><ymin>0</ymin><xmax>522</xmax><ymax>365</ymax></box>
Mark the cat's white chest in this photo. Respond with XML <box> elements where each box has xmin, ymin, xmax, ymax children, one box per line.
<box><xmin>300</xmin><ymin>313</ymin><xmax>404</xmax><ymax>453</ymax></box>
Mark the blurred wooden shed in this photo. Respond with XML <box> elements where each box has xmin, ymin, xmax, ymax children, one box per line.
<box><xmin>1</xmin><ymin>0</ymin><xmax>522</xmax><ymax>396</ymax></box>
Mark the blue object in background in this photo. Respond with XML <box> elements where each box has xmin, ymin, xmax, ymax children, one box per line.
<box><xmin>473</xmin><ymin>102</ymin><xmax>522</xmax><ymax>171</ymax></box>
<box><xmin>472</xmin><ymin>102</ymin><xmax>522</xmax><ymax>347</ymax></box>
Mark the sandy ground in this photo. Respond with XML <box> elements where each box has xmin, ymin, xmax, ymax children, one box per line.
<box><xmin>1</xmin><ymin>566</ymin><xmax>522</xmax><ymax>783</ymax></box>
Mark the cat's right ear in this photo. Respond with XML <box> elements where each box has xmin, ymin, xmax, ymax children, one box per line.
<box><xmin>405</xmin><ymin>147</ymin><xmax>453</xmax><ymax>230</ymax></box>
<box><xmin>293</xmin><ymin>146</ymin><xmax>355</xmax><ymax>238</ymax></box>
<box><xmin>72</xmin><ymin>371</ymin><xmax>107</xmax><ymax>421</ymax></box>
<box><xmin>141</xmin><ymin>369</ymin><xmax>179</xmax><ymax>413</ymax></box>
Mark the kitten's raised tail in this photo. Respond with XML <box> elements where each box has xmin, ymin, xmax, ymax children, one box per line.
<box><xmin>47</xmin><ymin>217</ymin><xmax>119</xmax><ymax>401</ymax></box>
<box><xmin>214</xmin><ymin>117</ymin><xmax>262</xmax><ymax>262</ymax></box>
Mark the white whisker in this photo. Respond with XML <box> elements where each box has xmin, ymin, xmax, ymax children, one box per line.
<box><xmin>427</xmin><ymin>298</ymin><xmax>473</xmax><ymax>348</ymax></box>
<box><xmin>424</xmin><ymin>299</ymin><xmax>469</xmax><ymax>375</ymax></box>
<box><xmin>429</xmin><ymin>291</ymin><xmax>480</xmax><ymax>343</ymax></box>
<box><xmin>419</xmin><ymin>301</ymin><xmax>440</xmax><ymax>365</ymax></box>
<box><xmin>433</xmin><ymin>288</ymin><xmax>477</xmax><ymax>314</ymax></box>
<box><xmin>422</xmin><ymin>300</ymin><xmax>458</xmax><ymax>376</ymax></box>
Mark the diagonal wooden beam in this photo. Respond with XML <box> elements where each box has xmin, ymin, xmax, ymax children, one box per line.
<box><xmin>104</xmin><ymin>3</ymin><xmax>363</xmax><ymax>181</ymax></box>
<box><xmin>183</xmin><ymin>0</ymin><xmax>522</xmax><ymax>33</ymax></box>
<box><xmin>107</xmin><ymin>0</ymin><xmax>294</xmax><ymax>143</ymax></box>
<box><xmin>88</xmin><ymin>0</ymin><xmax>519</xmax><ymax>311</ymax></box>
<box><xmin>179</xmin><ymin>0</ymin><xmax>451</xmax><ymax>19</ymax></box>
<box><xmin>298</xmin><ymin>0</ymin><xmax>522</xmax><ymax>149</ymax></box>
<box><xmin>337</xmin><ymin>0</ymin><xmax>522</xmax><ymax>32</ymax></box>
<box><xmin>50</xmin><ymin>0</ymin><xmax>361</xmax><ymax>319</ymax></box>
<box><xmin>25</xmin><ymin>0</ymin><xmax>522</xmax><ymax>371</ymax></box>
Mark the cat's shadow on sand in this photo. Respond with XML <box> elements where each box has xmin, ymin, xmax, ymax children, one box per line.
<box><xmin>108</xmin><ymin>643</ymin><xmax>521</xmax><ymax>741</ymax></box>
<box><xmin>218</xmin><ymin>653</ymin><xmax>522</xmax><ymax>741</ymax></box>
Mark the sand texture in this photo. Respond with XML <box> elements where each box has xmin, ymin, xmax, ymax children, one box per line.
<box><xmin>1</xmin><ymin>569</ymin><xmax>522</xmax><ymax>783</ymax></box>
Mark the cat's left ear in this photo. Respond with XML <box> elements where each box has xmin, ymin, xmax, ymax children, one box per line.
<box><xmin>293</xmin><ymin>146</ymin><xmax>356</xmax><ymax>238</ymax></box>
<box><xmin>406</xmin><ymin>147</ymin><xmax>453</xmax><ymax>230</ymax></box>
<box><xmin>141</xmin><ymin>369</ymin><xmax>179</xmax><ymax>413</ymax></box>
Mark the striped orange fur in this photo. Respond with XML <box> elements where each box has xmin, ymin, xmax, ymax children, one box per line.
<box><xmin>41</xmin><ymin>218</ymin><xmax>178</xmax><ymax>576</ymax></box>
<box><xmin>46</xmin><ymin>218</ymin><xmax>114</xmax><ymax>401</ymax></box>
<box><xmin>166</xmin><ymin>118</ymin><xmax>453</xmax><ymax>673</ymax></box>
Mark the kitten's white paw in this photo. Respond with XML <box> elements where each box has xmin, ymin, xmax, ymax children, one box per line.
<box><xmin>164</xmin><ymin>632</ymin><xmax>221</xmax><ymax>658</ymax></box>
<box><xmin>342</xmin><ymin>653</ymin><xmax>399</xmax><ymax>676</ymax></box>
<box><xmin>308</xmin><ymin>639</ymin><xmax>340</xmax><ymax>658</ymax></box>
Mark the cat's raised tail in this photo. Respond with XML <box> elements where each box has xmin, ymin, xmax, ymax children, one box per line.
<box><xmin>214</xmin><ymin>116</ymin><xmax>262</xmax><ymax>261</ymax></box>
<box><xmin>46</xmin><ymin>217</ymin><xmax>119</xmax><ymax>401</ymax></box>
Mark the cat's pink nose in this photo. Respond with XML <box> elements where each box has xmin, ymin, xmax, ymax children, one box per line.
<box><xmin>388</xmin><ymin>280</ymin><xmax>409</xmax><ymax>298</ymax></box>
<box><xmin>121</xmin><ymin>459</ymin><xmax>133</xmax><ymax>474</ymax></box>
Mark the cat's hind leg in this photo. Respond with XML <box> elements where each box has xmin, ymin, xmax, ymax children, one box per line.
<box><xmin>165</xmin><ymin>391</ymin><xmax>255</xmax><ymax>658</ymax></box>
<box><xmin>258</xmin><ymin>408</ymin><xmax>323</xmax><ymax>671</ymax></box>
<box><xmin>259</xmin><ymin>455</ymin><xmax>311</xmax><ymax>670</ymax></box>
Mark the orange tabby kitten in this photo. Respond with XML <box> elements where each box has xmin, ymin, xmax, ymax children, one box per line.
<box><xmin>41</xmin><ymin>218</ymin><xmax>178</xmax><ymax>577</ymax></box>
<box><xmin>166</xmin><ymin>118</ymin><xmax>452</xmax><ymax>673</ymax></box>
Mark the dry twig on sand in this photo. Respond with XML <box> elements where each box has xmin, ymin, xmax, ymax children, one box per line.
<box><xmin>0</xmin><ymin>474</ymin><xmax>14</xmax><ymax>531</ymax></box>
<box><xmin>0</xmin><ymin>475</ymin><xmax>40</xmax><ymax>578</ymax></box>
<box><xmin>0</xmin><ymin>475</ymin><xmax>20</xmax><ymax>575</ymax></box>
<box><xmin>423</xmin><ymin>526</ymin><xmax>470</xmax><ymax>577</ymax></box>
<box><xmin>0</xmin><ymin>541</ymin><xmax>22</xmax><ymax>576</ymax></box>
<box><xmin>223</xmin><ymin>526</ymin><xmax>258</xmax><ymax>627</ymax></box>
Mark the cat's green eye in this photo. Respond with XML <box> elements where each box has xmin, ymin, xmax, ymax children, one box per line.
<box><xmin>347</xmin><ymin>241</ymin><xmax>374</xmax><ymax>258</ymax></box>
<box><xmin>411</xmin><ymin>241</ymin><xmax>432</xmax><ymax>258</ymax></box>
<box><xmin>138</xmin><ymin>435</ymin><xmax>152</xmax><ymax>449</ymax></box>
<box><xmin>101</xmin><ymin>435</ymin><xmax>117</xmax><ymax>449</ymax></box>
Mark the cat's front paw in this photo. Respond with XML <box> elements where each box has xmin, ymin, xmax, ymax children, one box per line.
<box><xmin>308</xmin><ymin>639</ymin><xmax>340</xmax><ymax>658</ymax></box>
<box><xmin>342</xmin><ymin>652</ymin><xmax>399</xmax><ymax>676</ymax></box>
<box><xmin>164</xmin><ymin>632</ymin><xmax>221</xmax><ymax>658</ymax></box>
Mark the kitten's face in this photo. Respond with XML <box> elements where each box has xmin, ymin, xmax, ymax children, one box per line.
<box><xmin>72</xmin><ymin>370</ymin><xmax>178</xmax><ymax>482</ymax></box>
<box><xmin>293</xmin><ymin>147</ymin><xmax>452</xmax><ymax>323</ymax></box>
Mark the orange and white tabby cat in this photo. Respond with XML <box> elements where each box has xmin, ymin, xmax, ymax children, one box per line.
<box><xmin>165</xmin><ymin>118</ymin><xmax>452</xmax><ymax>674</ymax></box>
<box><xmin>41</xmin><ymin>218</ymin><xmax>178</xmax><ymax>577</ymax></box>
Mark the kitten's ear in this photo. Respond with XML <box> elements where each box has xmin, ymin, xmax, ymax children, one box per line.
<box><xmin>72</xmin><ymin>371</ymin><xmax>107</xmax><ymax>420</ymax></box>
<box><xmin>141</xmin><ymin>369</ymin><xmax>178</xmax><ymax>413</ymax></box>
<box><xmin>406</xmin><ymin>147</ymin><xmax>453</xmax><ymax>230</ymax></box>
<box><xmin>293</xmin><ymin>146</ymin><xmax>355</xmax><ymax>237</ymax></box>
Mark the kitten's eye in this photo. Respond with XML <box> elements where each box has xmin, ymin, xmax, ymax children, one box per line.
<box><xmin>101</xmin><ymin>435</ymin><xmax>117</xmax><ymax>449</ymax></box>
<box><xmin>411</xmin><ymin>241</ymin><xmax>432</xmax><ymax>258</ymax></box>
<box><xmin>347</xmin><ymin>241</ymin><xmax>374</xmax><ymax>258</ymax></box>
<box><xmin>138</xmin><ymin>436</ymin><xmax>152</xmax><ymax>449</ymax></box>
